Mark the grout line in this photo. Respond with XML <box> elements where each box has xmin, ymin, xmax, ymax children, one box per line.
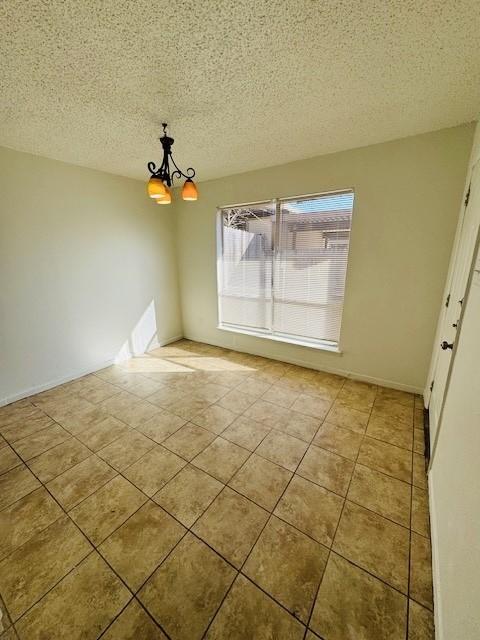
<box><xmin>405</xmin><ymin>417</ymin><xmax>416</xmax><ymax>640</ymax></box>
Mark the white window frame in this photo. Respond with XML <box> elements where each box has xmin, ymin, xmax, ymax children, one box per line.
<box><xmin>216</xmin><ymin>189</ymin><xmax>354</xmax><ymax>353</ymax></box>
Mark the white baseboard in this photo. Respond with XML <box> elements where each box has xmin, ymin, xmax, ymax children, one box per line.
<box><xmin>0</xmin><ymin>334</ymin><xmax>185</xmax><ymax>408</ymax></box>
<box><xmin>0</xmin><ymin>357</ymin><xmax>116</xmax><ymax>408</ymax></box>
<box><xmin>183</xmin><ymin>332</ymin><xmax>424</xmax><ymax>395</ymax></box>
<box><xmin>428</xmin><ymin>473</ymin><xmax>442</xmax><ymax>640</ymax></box>
<box><xmin>155</xmin><ymin>334</ymin><xmax>184</xmax><ymax>348</ymax></box>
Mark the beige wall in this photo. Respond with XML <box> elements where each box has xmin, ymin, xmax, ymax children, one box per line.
<box><xmin>175</xmin><ymin>124</ymin><xmax>474</xmax><ymax>392</ymax></box>
<box><xmin>0</xmin><ymin>146</ymin><xmax>182</xmax><ymax>404</ymax></box>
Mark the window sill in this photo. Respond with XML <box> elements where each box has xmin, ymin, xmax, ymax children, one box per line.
<box><xmin>217</xmin><ymin>324</ymin><xmax>342</xmax><ymax>354</ymax></box>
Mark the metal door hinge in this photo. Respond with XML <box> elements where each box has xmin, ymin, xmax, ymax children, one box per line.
<box><xmin>465</xmin><ymin>185</ymin><xmax>471</xmax><ymax>207</ymax></box>
<box><xmin>445</xmin><ymin>293</ymin><xmax>450</xmax><ymax>308</ymax></box>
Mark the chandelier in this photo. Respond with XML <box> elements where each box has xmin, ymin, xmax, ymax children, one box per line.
<box><xmin>147</xmin><ymin>123</ymin><xmax>198</xmax><ymax>205</ymax></box>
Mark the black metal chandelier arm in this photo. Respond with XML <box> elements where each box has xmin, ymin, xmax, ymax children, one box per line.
<box><xmin>169</xmin><ymin>153</ymin><xmax>196</xmax><ymax>180</ymax></box>
<box><xmin>147</xmin><ymin>161</ymin><xmax>158</xmax><ymax>176</ymax></box>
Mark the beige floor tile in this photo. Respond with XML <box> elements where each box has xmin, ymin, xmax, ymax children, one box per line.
<box><xmin>326</xmin><ymin>402</ymin><xmax>370</xmax><ymax>434</ymax></box>
<box><xmin>154</xmin><ymin>465</ymin><xmax>223</xmax><ymax>527</ymax></box>
<box><xmin>99</xmin><ymin>501</ymin><xmax>185</xmax><ymax>591</ymax></box>
<box><xmin>122</xmin><ymin>446</ymin><xmax>186</xmax><ymax>496</ymax></box>
<box><xmin>102</xmin><ymin>600</ymin><xmax>167</xmax><ymax>639</ymax></box>
<box><xmin>262</xmin><ymin>385</ymin><xmax>300</xmax><ymax>409</ymax></box>
<box><xmin>336</xmin><ymin>386</ymin><xmax>376</xmax><ymax>412</ymax></box>
<box><xmin>191</xmin><ymin>383</ymin><xmax>231</xmax><ymax>404</ymax></box>
<box><xmin>167</xmin><ymin>396</ymin><xmax>212</xmax><ymax>421</ymax></box>
<box><xmin>78</xmin><ymin>382</ymin><xmax>121</xmax><ymax>406</ymax></box>
<box><xmin>244</xmin><ymin>399</ymin><xmax>291</xmax><ymax>428</ymax></box>
<box><xmin>412</xmin><ymin>487</ymin><xmax>430</xmax><ymax>537</ymax></box>
<box><xmin>413</xmin><ymin>453</ymin><xmax>427</xmax><ymax>489</ymax></box>
<box><xmin>56</xmin><ymin>405</ymin><xmax>108</xmax><ymax>436</ymax></box>
<box><xmin>139</xmin><ymin>533</ymin><xmax>235</xmax><ymax>640</ymax></box>
<box><xmin>229</xmin><ymin>454</ymin><xmax>292</xmax><ymax>511</ymax></box>
<box><xmin>367</xmin><ymin>414</ymin><xmax>413</xmax><ymax>450</ymax></box>
<box><xmin>244</xmin><ymin>516</ymin><xmax>328</xmax><ymax>622</ymax></box>
<box><xmin>0</xmin><ymin>625</ymin><xmax>16</xmax><ymax>639</ymax></box>
<box><xmin>312</xmin><ymin>422</ymin><xmax>363</xmax><ymax>461</ymax></box>
<box><xmin>277</xmin><ymin>373</ymin><xmax>310</xmax><ymax>394</ymax></box>
<box><xmin>193</xmin><ymin>487</ymin><xmax>269</xmax><ymax>568</ymax></box>
<box><xmin>414</xmin><ymin>428</ymin><xmax>425</xmax><ymax>455</ymax></box>
<box><xmin>216</xmin><ymin>388</ymin><xmax>255</xmax><ymax>414</ymax></box>
<box><xmin>0</xmin><ymin>488</ymin><xmax>63</xmax><ymax>561</ymax></box>
<box><xmin>162</xmin><ymin>423</ymin><xmax>216</xmax><ymax>461</ymax></box>
<box><xmin>136</xmin><ymin>411</ymin><xmax>186</xmax><ymax>443</ymax></box>
<box><xmin>221</xmin><ymin>416</ymin><xmax>271</xmax><ymax>451</ymax></box>
<box><xmin>408</xmin><ymin>600</ymin><xmax>435</xmax><ymax>640</ymax></box>
<box><xmin>97</xmin><ymin>430</ymin><xmax>155</xmax><ymax>471</ymax></box>
<box><xmin>0</xmin><ymin>446</ymin><xmax>22</xmax><ymax>475</ymax></box>
<box><xmin>47</xmin><ymin>455</ymin><xmax>116</xmax><ymax>510</ymax></box>
<box><xmin>255</xmin><ymin>431</ymin><xmax>308</xmax><ymax>472</ymax></box>
<box><xmin>410</xmin><ymin>533</ymin><xmax>434</xmax><ymax>610</ymax></box>
<box><xmin>297</xmin><ymin>445</ymin><xmax>354</xmax><ymax>496</ymax></box>
<box><xmin>372</xmin><ymin>398</ymin><xmax>413</xmax><ymax>426</ymax></box>
<box><xmin>27</xmin><ymin>437</ymin><xmax>91</xmax><ymax>483</ymax></box>
<box><xmin>414</xmin><ymin>409</ymin><xmax>424</xmax><ymax>429</ymax></box>
<box><xmin>347</xmin><ymin>464</ymin><xmax>411</xmax><ymax>527</ymax></box>
<box><xmin>291</xmin><ymin>394</ymin><xmax>332</xmax><ymax>420</ymax></box>
<box><xmin>116</xmin><ymin>377</ymin><xmax>164</xmax><ymax>400</ymax></box>
<box><xmin>333</xmin><ymin>501</ymin><xmax>410</xmax><ymax>592</ymax></box>
<box><xmin>205</xmin><ymin>574</ymin><xmax>304</xmax><ymax>640</ymax></box>
<box><xmin>192</xmin><ymin>437</ymin><xmax>250</xmax><ymax>483</ymax></box>
<box><xmin>147</xmin><ymin>386</ymin><xmax>188</xmax><ymax>409</ymax></box>
<box><xmin>76</xmin><ymin>416</ymin><xmax>131</xmax><ymax>451</ymax></box>
<box><xmin>38</xmin><ymin>395</ymin><xmax>95</xmax><ymax>423</ymax></box>
<box><xmin>15</xmin><ymin>552</ymin><xmax>131</xmax><ymax>640</ymax></box>
<box><xmin>310</xmin><ymin>552</ymin><xmax>407</xmax><ymax>640</ymax></box>
<box><xmin>236</xmin><ymin>378</ymin><xmax>272</xmax><ymax>398</ymax></box>
<box><xmin>377</xmin><ymin>387</ymin><xmax>415</xmax><ymax>407</ymax></box>
<box><xmin>192</xmin><ymin>405</ymin><xmax>237</xmax><ymax>435</ymax></box>
<box><xmin>11</xmin><ymin>424</ymin><xmax>70</xmax><ymax>461</ymax></box>
<box><xmin>358</xmin><ymin>437</ymin><xmax>412</xmax><ymax>483</ymax></box>
<box><xmin>0</xmin><ymin>465</ymin><xmax>40</xmax><ymax>510</ymax></box>
<box><xmin>107</xmin><ymin>396</ymin><xmax>160</xmax><ymax>429</ymax></box>
<box><xmin>274</xmin><ymin>475</ymin><xmax>343</xmax><ymax>546</ymax></box>
<box><xmin>69</xmin><ymin>475</ymin><xmax>147</xmax><ymax>545</ymax></box>
<box><xmin>279</xmin><ymin>411</ymin><xmax>320</xmax><ymax>442</ymax></box>
<box><xmin>0</xmin><ymin>401</ymin><xmax>39</xmax><ymax>429</ymax></box>
<box><xmin>0</xmin><ymin>515</ymin><xmax>91</xmax><ymax>620</ymax></box>
<box><xmin>0</xmin><ymin>413</ymin><xmax>53</xmax><ymax>443</ymax></box>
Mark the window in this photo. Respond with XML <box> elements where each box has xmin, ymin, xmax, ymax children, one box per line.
<box><xmin>217</xmin><ymin>190</ymin><xmax>354</xmax><ymax>350</ymax></box>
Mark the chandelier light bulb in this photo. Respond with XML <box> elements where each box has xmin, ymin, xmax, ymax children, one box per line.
<box><xmin>182</xmin><ymin>178</ymin><xmax>198</xmax><ymax>201</ymax></box>
<box><xmin>147</xmin><ymin>176</ymin><xmax>167</xmax><ymax>199</ymax></box>
<box><xmin>156</xmin><ymin>185</ymin><xmax>172</xmax><ymax>204</ymax></box>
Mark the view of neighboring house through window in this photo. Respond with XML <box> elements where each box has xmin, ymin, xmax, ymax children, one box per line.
<box><xmin>217</xmin><ymin>190</ymin><xmax>354</xmax><ymax>349</ymax></box>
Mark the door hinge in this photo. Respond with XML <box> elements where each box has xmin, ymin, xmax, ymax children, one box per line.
<box><xmin>430</xmin><ymin>380</ymin><xmax>434</xmax><ymax>392</ymax></box>
<box><xmin>445</xmin><ymin>293</ymin><xmax>450</xmax><ymax>308</ymax></box>
<box><xmin>465</xmin><ymin>185</ymin><xmax>471</xmax><ymax>207</ymax></box>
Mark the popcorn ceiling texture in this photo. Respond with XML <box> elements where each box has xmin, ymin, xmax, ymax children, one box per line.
<box><xmin>0</xmin><ymin>0</ymin><xmax>479</xmax><ymax>182</ymax></box>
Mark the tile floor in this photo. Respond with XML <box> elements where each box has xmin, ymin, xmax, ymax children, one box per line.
<box><xmin>0</xmin><ymin>340</ymin><xmax>434</xmax><ymax>639</ymax></box>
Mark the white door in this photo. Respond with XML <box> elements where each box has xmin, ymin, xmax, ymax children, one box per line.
<box><xmin>428</xmin><ymin>235</ymin><xmax>480</xmax><ymax>639</ymax></box>
<box><xmin>427</xmin><ymin>160</ymin><xmax>480</xmax><ymax>446</ymax></box>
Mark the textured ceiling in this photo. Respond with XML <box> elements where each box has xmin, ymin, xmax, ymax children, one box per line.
<box><xmin>1</xmin><ymin>1</ymin><xmax>479</xmax><ymax>182</ymax></box>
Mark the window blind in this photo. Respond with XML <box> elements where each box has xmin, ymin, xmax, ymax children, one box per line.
<box><xmin>218</xmin><ymin>203</ymin><xmax>275</xmax><ymax>331</ymax></box>
<box><xmin>217</xmin><ymin>190</ymin><xmax>354</xmax><ymax>347</ymax></box>
<box><xmin>273</xmin><ymin>192</ymin><xmax>353</xmax><ymax>344</ymax></box>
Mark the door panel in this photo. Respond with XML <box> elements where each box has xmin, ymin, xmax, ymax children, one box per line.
<box><xmin>428</xmin><ymin>160</ymin><xmax>480</xmax><ymax>446</ymax></box>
